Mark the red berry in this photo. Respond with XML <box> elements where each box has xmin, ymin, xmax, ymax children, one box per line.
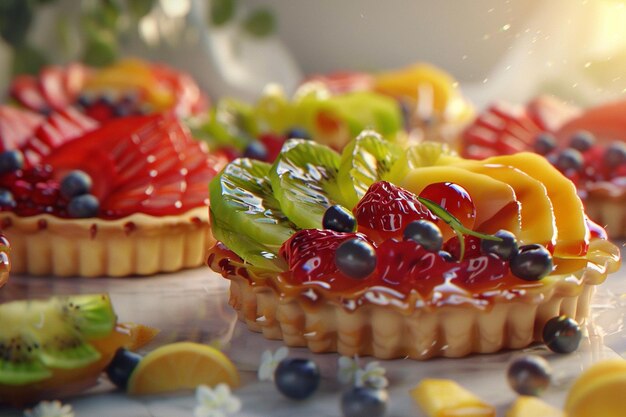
<box><xmin>258</xmin><ymin>133</ymin><xmax>286</xmax><ymax>162</ymax></box>
<box><xmin>32</xmin><ymin>181</ymin><xmax>60</xmax><ymax>206</ymax></box>
<box><xmin>11</xmin><ymin>179</ymin><xmax>33</xmax><ymax>201</ymax></box>
<box><xmin>354</xmin><ymin>181</ymin><xmax>436</xmax><ymax>243</ymax></box>
<box><xmin>419</xmin><ymin>182</ymin><xmax>476</xmax><ymax>234</ymax></box>
<box><xmin>443</xmin><ymin>234</ymin><xmax>483</xmax><ymax>261</ymax></box>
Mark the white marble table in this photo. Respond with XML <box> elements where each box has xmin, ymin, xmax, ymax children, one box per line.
<box><xmin>0</xmin><ymin>243</ymin><xmax>624</xmax><ymax>417</ymax></box>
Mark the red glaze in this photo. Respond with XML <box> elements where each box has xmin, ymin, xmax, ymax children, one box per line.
<box><xmin>443</xmin><ymin>234</ymin><xmax>483</xmax><ymax>261</ymax></box>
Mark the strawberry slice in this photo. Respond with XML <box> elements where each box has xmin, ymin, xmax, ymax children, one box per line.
<box><xmin>302</xmin><ymin>71</ymin><xmax>375</xmax><ymax>94</ymax></box>
<box><xmin>526</xmin><ymin>95</ymin><xmax>580</xmax><ymax>133</ymax></box>
<box><xmin>63</xmin><ymin>63</ymin><xmax>90</xmax><ymax>99</ymax></box>
<box><xmin>39</xmin><ymin>66</ymin><xmax>72</xmax><ymax>111</ymax></box>
<box><xmin>10</xmin><ymin>75</ymin><xmax>50</xmax><ymax>114</ymax></box>
<box><xmin>0</xmin><ymin>106</ymin><xmax>45</xmax><ymax>152</ymax></box>
<box><xmin>151</xmin><ymin>64</ymin><xmax>209</xmax><ymax>116</ymax></box>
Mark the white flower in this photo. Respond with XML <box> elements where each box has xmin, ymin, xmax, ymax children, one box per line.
<box><xmin>194</xmin><ymin>383</ymin><xmax>241</xmax><ymax>417</ymax></box>
<box><xmin>257</xmin><ymin>346</ymin><xmax>289</xmax><ymax>381</ymax></box>
<box><xmin>337</xmin><ymin>356</ymin><xmax>388</xmax><ymax>389</ymax></box>
<box><xmin>24</xmin><ymin>400</ymin><xmax>74</xmax><ymax>417</ymax></box>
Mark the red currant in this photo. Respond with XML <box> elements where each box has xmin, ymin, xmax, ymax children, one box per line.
<box><xmin>419</xmin><ymin>182</ymin><xmax>476</xmax><ymax>232</ymax></box>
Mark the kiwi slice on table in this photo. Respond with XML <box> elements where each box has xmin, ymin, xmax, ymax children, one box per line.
<box><xmin>338</xmin><ymin>130</ymin><xmax>403</xmax><ymax>207</ymax></box>
<box><xmin>384</xmin><ymin>141</ymin><xmax>459</xmax><ymax>183</ymax></box>
<box><xmin>209</xmin><ymin>158</ymin><xmax>296</xmax><ymax>270</ymax></box>
<box><xmin>0</xmin><ymin>294</ymin><xmax>116</xmax><ymax>385</ymax></box>
<box><xmin>269</xmin><ymin>139</ymin><xmax>347</xmax><ymax>229</ymax></box>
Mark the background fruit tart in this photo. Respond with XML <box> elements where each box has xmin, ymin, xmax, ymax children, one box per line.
<box><xmin>207</xmin><ymin>132</ymin><xmax>621</xmax><ymax>359</ymax></box>
<box><xmin>0</xmin><ymin>232</ymin><xmax>9</xmax><ymax>287</ymax></box>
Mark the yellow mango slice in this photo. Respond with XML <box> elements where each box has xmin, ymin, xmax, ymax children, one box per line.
<box><xmin>506</xmin><ymin>396</ymin><xmax>564</xmax><ymax>417</ymax></box>
<box><xmin>411</xmin><ymin>378</ymin><xmax>495</xmax><ymax>417</ymax></box>
<box><xmin>482</xmin><ymin>153</ymin><xmax>588</xmax><ymax>257</ymax></box>
<box><xmin>565</xmin><ymin>359</ymin><xmax>626</xmax><ymax>417</ymax></box>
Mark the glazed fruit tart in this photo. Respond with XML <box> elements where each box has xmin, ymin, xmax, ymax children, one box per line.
<box><xmin>461</xmin><ymin>96</ymin><xmax>626</xmax><ymax>238</ymax></box>
<box><xmin>207</xmin><ymin>131</ymin><xmax>621</xmax><ymax>359</ymax></box>
<box><xmin>0</xmin><ymin>112</ymin><xmax>227</xmax><ymax>277</ymax></box>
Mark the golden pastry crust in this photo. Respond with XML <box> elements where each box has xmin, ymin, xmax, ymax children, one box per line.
<box><xmin>1</xmin><ymin>207</ymin><xmax>211</xmax><ymax>277</ymax></box>
<box><xmin>583</xmin><ymin>183</ymin><xmax>626</xmax><ymax>239</ymax></box>
<box><xmin>209</xmin><ymin>239</ymin><xmax>620</xmax><ymax>359</ymax></box>
<box><xmin>0</xmin><ymin>234</ymin><xmax>9</xmax><ymax>287</ymax></box>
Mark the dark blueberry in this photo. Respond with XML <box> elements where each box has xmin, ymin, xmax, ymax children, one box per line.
<box><xmin>76</xmin><ymin>93</ymin><xmax>94</xmax><ymax>108</ymax></box>
<box><xmin>0</xmin><ymin>189</ymin><xmax>15</xmax><ymax>208</ymax></box>
<box><xmin>67</xmin><ymin>194</ymin><xmax>100</xmax><ymax>218</ymax></box>
<box><xmin>542</xmin><ymin>316</ymin><xmax>582</xmax><ymax>354</ymax></box>
<box><xmin>533</xmin><ymin>132</ymin><xmax>557</xmax><ymax>155</ymax></box>
<box><xmin>481</xmin><ymin>229</ymin><xmax>518</xmax><ymax>261</ymax></box>
<box><xmin>403</xmin><ymin>220</ymin><xmax>443</xmax><ymax>252</ymax></box>
<box><xmin>507</xmin><ymin>355</ymin><xmax>552</xmax><ymax>396</ymax></box>
<box><xmin>604</xmin><ymin>142</ymin><xmax>626</xmax><ymax>169</ymax></box>
<box><xmin>323</xmin><ymin>205</ymin><xmax>356</xmax><ymax>233</ymax></box>
<box><xmin>569</xmin><ymin>130</ymin><xmax>595</xmax><ymax>152</ymax></box>
<box><xmin>0</xmin><ymin>150</ymin><xmax>24</xmax><ymax>175</ymax></box>
<box><xmin>341</xmin><ymin>387</ymin><xmax>388</xmax><ymax>417</ymax></box>
<box><xmin>112</xmin><ymin>103</ymin><xmax>135</xmax><ymax>118</ymax></box>
<box><xmin>275</xmin><ymin>358</ymin><xmax>320</xmax><ymax>400</ymax></box>
<box><xmin>285</xmin><ymin>127</ymin><xmax>311</xmax><ymax>140</ymax></box>
<box><xmin>60</xmin><ymin>170</ymin><xmax>92</xmax><ymax>199</ymax></box>
<box><xmin>335</xmin><ymin>238</ymin><xmax>377</xmax><ymax>279</ymax></box>
<box><xmin>438</xmin><ymin>250</ymin><xmax>454</xmax><ymax>262</ymax></box>
<box><xmin>510</xmin><ymin>244</ymin><xmax>553</xmax><ymax>281</ymax></box>
<box><xmin>243</xmin><ymin>141</ymin><xmax>268</xmax><ymax>160</ymax></box>
<box><xmin>97</xmin><ymin>92</ymin><xmax>117</xmax><ymax>107</ymax></box>
<box><xmin>555</xmin><ymin>148</ymin><xmax>584</xmax><ymax>172</ymax></box>
<box><xmin>106</xmin><ymin>348</ymin><xmax>142</xmax><ymax>390</ymax></box>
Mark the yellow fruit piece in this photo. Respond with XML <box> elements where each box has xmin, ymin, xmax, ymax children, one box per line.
<box><xmin>565</xmin><ymin>359</ymin><xmax>626</xmax><ymax>417</ymax></box>
<box><xmin>481</xmin><ymin>153</ymin><xmax>588</xmax><ymax>257</ymax></box>
<box><xmin>411</xmin><ymin>378</ymin><xmax>495</xmax><ymax>417</ymax></box>
<box><xmin>506</xmin><ymin>396</ymin><xmax>564</xmax><ymax>417</ymax></box>
<box><xmin>127</xmin><ymin>342</ymin><xmax>240</xmax><ymax>395</ymax></box>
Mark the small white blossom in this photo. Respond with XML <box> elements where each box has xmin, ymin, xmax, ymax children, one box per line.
<box><xmin>337</xmin><ymin>355</ymin><xmax>361</xmax><ymax>385</ymax></box>
<box><xmin>194</xmin><ymin>383</ymin><xmax>241</xmax><ymax>417</ymax></box>
<box><xmin>337</xmin><ymin>356</ymin><xmax>388</xmax><ymax>388</ymax></box>
<box><xmin>24</xmin><ymin>400</ymin><xmax>74</xmax><ymax>417</ymax></box>
<box><xmin>257</xmin><ymin>346</ymin><xmax>289</xmax><ymax>381</ymax></box>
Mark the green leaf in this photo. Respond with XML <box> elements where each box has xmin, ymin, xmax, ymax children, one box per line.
<box><xmin>242</xmin><ymin>8</ymin><xmax>276</xmax><ymax>38</ymax></box>
<box><xmin>210</xmin><ymin>0</ymin><xmax>236</xmax><ymax>27</ymax></box>
<box><xmin>0</xmin><ymin>0</ymin><xmax>33</xmax><ymax>46</ymax></box>
<box><xmin>11</xmin><ymin>43</ymin><xmax>47</xmax><ymax>76</ymax></box>
<box><xmin>128</xmin><ymin>0</ymin><xmax>155</xmax><ymax>19</ymax></box>
<box><xmin>82</xmin><ymin>34</ymin><xmax>117</xmax><ymax>67</ymax></box>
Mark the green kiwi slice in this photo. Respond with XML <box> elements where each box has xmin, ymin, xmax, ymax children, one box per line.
<box><xmin>209</xmin><ymin>158</ymin><xmax>297</xmax><ymax>255</ymax></box>
<box><xmin>337</xmin><ymin>130</ymin><xmax>402</xmax><ymax>208</ymax></box>
<box><xmin>269</xmin><ymin>139</ymin><xmax>346</xmax><ymax>229</ymax></box>
<box><xmin>0</xmin><ymin>294</ymin><xmax>116</xmax><ymax>385</ymax></box>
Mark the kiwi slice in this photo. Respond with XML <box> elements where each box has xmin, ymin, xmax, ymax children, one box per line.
<box><xmin>0</xmin><ymin>294</ymin><xmax>116</xmax><ymax>385</ymax></box>
<box><xmin>384</xmin><ymin>141</ymin><xmax>459</xmax><ymax>183</ymax></box>
<box><xmin>269</xmin><ymin>139</ymin><xmax>346</xmax><ymax>229</ymax></box>
<box><xmin>209</xmin><ymin>158</ymin><xmax>296</xmax><ymax>266</ymax></box>
<box><xmin>338</xmin><ymin>130</ymin><xmax>403</xmax><ymax>207</ymax></box>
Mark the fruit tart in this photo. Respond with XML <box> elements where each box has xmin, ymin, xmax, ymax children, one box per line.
<box><xmin>461</xmin><ymin>96</ymin><xmax>626</xmax><ymax>238</ymax></box>
<box><xmin>207</xmin><ymin>131</ymin><xmax>620</xmax><ymax>359</ymax></box>
<box><xmin>0</xmin><ymin>232</ymin><xmax>9</xmax><ymax>287</ymax></box>
<box><xmin>0</xmin><ymin>111</ymin><xmax>227</xmax><ymax>277</ymax></box>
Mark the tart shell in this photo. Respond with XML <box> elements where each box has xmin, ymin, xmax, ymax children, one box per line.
<box><xmin>583</xmin><ymin>184</ymin><xmax>626</xmax><ymax>239</ymax></box>
<box><xmin>1</xmin><ymin>207</ymin><xmax>211</xmax><ymax>277</ymax></box>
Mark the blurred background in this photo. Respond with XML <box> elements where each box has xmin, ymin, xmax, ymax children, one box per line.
<box><xmin>1</xmin><ymin>0</ymin><xmax>625</xmax><ymax>108</ymax></box>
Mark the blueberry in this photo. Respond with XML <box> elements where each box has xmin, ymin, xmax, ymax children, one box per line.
<box><xmin>507</xmin><ymin>355</ymin><xmax>552</xmax><ymax>396</ymax></box>
<box><xmin>323</xmin><ymin>205</ymin><xmax>356</xmax><ymax>233</ymax></box>
<box><xmin>510</xmin><ymin>244</ymin><xmax>553</xmax><ymax>281</ymax></box>
<box><xmin>533</xmin><ymin>133</ymin><xmax>557</xmax><ymax>155</ymax></box>
<box><xmin>341</xmin><ymin>387</ymin><xmax>388</xmax><ymax>417</ymax></box>
<box><xmin>243</xmin><ymin>141</ymin><xmax>268</xmax><ymax>160</ymax></box>
<box><xmin>60</xmin><ymin>170</ymin><xmax>93</xmax><ymax>199</ymax></box>
<box><xmin>403</xmin><ymin>220</ymin><xmax>443</xmax><ymax>252</ymax></box>
<box><xmin>275</xmin><ymin>358</ymin><xmax>320</xmax><ymax>400</ymax></box>
<box><xmin>67</xmin><ymin>194</ymin><xmax>100</xmax><ymax>218</ymax></box>
<box><xmin>335</xmin><ymin>238</ymin><xmax>377</xmax><ymax>279</ymax></box>
<box><xmin>285</xmin><ymin>127</ymin><xmax>311</xmax><ymax>140</ymax></box>
<box><xmin>0</xmin><ymin>150</ymin><xmax>24</xmax><ymax>175</ymax></box>
<box><xmin>543</xmin><ymin>316</ymin><xmax>582</xmax><ymax>354</ymax></box>
<box><xmin>569</xmin><ymin>130</ymin><xmax>595</xmax><ymax>152</ymax></box>
<box><xmin>481</xmin><ymin>229</ymin><xmax>518</xmax><ymax>261</ymax></box>
<box><xmin>556</xmin><ymin>148</ymin><xmax>584</xmax><ymax>172</ymax></box>
<box><xmin>0</xmin><ymin>189</ymin><xmax>15</xmax><ymax>208</ymax></box>
<box><xmin>76</xmin><ymin>93</ymin><xmax>94</xmax><ymax>108</ymax></box>
<box><xmin>106</xmin><ymin>348</ymin><xmax>142</xmax><ymax>390</ymax></box>
<box><xmin>604</xmin><ymin>142</ymin><xmax>626</xmax><ymax>169</ymax></box>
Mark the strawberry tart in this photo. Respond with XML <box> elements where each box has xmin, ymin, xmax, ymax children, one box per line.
<box><xmin>207</xmin><ymin>132</ymin><xmax>620</xmax><ymax>359</ymax></box>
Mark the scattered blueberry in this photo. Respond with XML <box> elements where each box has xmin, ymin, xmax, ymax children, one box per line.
<box><xmin>507</xmin><ymin>355</ymin><xmax>552</xmax><ymax>396</ymax></box>
<box><xmin>0</xmin><ymin>189</ymin><xmax>15</xmax><ymax>208</ymax></box>
<box><xmin>569</xmin><ymin>130</ymin><xmax>595</xmax><ymax>152</ymax></box>
<box><xmin>67</xmin><ymin>194</ymin><xmax>100</xmax><ymax>218</ymax></box>
<box><xmin>106</xmin><ymin>348</ymin><xmax>142</xmax><ymax>390</ymax></box>
<box><xmin>323</xmin><ymin>205</ymin><xmax>356</xmax><ymax>233</ymax></box>
<box><xmin>510</xmin><ymin>244</ymin><xmax>553</xmax><ymax>281</ymax></box>
<box><xmin>341</xmin><ymin>387</ymin><xmax>388</xmax><ymax>417</ymax></box>
<box><xmin>335</xmin><ymin>238</ymin><xmax>377</xmax><ymax>279</ymax></box>
<box><xmin>243</xmin><ymin>141</ymin><xmax>268</xmax><ymax>160</ymax></box>
<box><xmin>542</xmin><ymin>316</ymin><xmax>582</xmax><ymax>354</ymax></box>
<box><xmin>275</xmin><ymin>358</ymin><xmax>320</xmax><ymax>400</ymax></box>
<box><xmin>533</xmin><ymin>133</ymin><xmax>557</xmax><ymax>155</ymax></box>
<box><xmin>481</xmin><ymin>229</ymin><xmax>518</xmax><ymax>261</ymax></box>
<box><xmin>604</xmin><ymin>142</ymin><xmax>626</xmax><ymax>169</ymax></box>
<box><xmin>556</xmin><ymin>148</ymin><xmax>584</xmax><ymax>172</ymax></box>
<box><xmin>403</xmin><ymin>220</ymin><xmax>443</xmax><ymax>252</ymax></box>
<box><xmin>285</xmin><ymin>127</ymin><xmax>311</xmax><ymax>140</ymax></box>
<box><xmin>0</xmin><ymin>150</ymin><xmax>24</xmax><ymax>175</ymax></box>
<box><xmin>60</xmin><ymin>170</ymin><xmax>93</xmax><ymax>199</ymax></box>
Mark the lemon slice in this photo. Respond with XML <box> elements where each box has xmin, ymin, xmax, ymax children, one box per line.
<box><xmin>411</xmin><ymin>378</ymin><xmax>495</xmax><ymax>417</ymax></box>
<box><xmin>565</xmin><ymin>359</ymin><xmax>626</xmax><ymax>417</ymax></box>
<box><xmin>506</xmin><ymin>396</ymin><xmax>564</xmax><ymax>417</ymax></box>
<box><xmin>127</xmin><ymin>342</ymin><xmax>239</xmax><ymax>395</ymax></box>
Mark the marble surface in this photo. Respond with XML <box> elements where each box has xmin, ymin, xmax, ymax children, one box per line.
<box><xmin>0</xmin><ymin>243</ymin><xmax>624</xmax><ymax>417</ymax></box>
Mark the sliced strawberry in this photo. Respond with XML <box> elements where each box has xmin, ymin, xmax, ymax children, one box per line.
<box><xmin>526</xmin><ymin>95</ymin><xmax>580</xmax><ymax>132</ymax></box>
<box><xmin>354</xmin><ymin>181</ymin><xmax>437</xmax><ymax>243</ymax></box>
<box><xmin>10</xmin><ymin>75</ymin><xmax>50</xmax><ymax>113</ymax></box>
<box><xmin>0</xmin><ymin>106</ymin><xmax>45</xmax><ymax>151</ymax></box>
<box><xmin>302</xmin><ymin>71</ymin><xmax>375</xmax><ymax>94</ymax></box>
<box><xmin>39</xmin><ymin>66</ymin><xmax>72</xmax><ymax>110</ymax></box>
<box><xmin>63</xmin><ymin>63</ymin><xmax>90</xmax><ymax>99</ymax></box>
<box><xmin>151</xmin><ymin>64</ymin><xmax>209</xmax><ymax>117</ymax></box>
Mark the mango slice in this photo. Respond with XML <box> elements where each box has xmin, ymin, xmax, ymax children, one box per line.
<box><xmin>506</xmin><ymin>396</ymin><xmax>564</xmax><ymax>417</ymax></box>
<box><xmin>411</xmin><ymin>378</ymin><xmax>495</xmax><ymax>417</ymax></box>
